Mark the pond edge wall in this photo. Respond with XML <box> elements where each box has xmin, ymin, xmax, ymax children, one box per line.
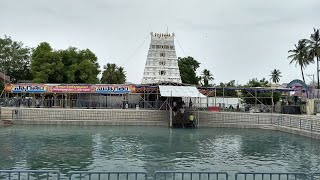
<box><xmin>2</xmin><ymin>107</ymin><xmax>320</xmax><ymax>139</ymax></box>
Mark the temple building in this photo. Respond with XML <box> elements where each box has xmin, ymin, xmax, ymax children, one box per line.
<box><xmin>141</xmin><ymin>32</ymin><xmax>182</xmax><ymax>84</ymax></box>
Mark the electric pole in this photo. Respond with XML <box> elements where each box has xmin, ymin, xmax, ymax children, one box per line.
<box><xmin>307</xmin><ymin>74</ymin><xmax>315</xmax><ymax>86</ymax></box>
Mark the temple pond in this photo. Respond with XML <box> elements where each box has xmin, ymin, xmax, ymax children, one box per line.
<box><xmin>1</xmin><ymin>126</ymin><xmax>320</xmax><ymax>177</ymax></box>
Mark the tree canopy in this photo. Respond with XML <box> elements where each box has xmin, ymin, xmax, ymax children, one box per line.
<box><xmin>31</xmin><ymin>42</ymin><xmax>64</xmax><ymax>83</ymax></box>
<box><xmin>178</xmin><ymin>56</ymin><xmax>200</xmax><ymax>85</ymax></box>
<box><xmin>241</xmin><ymin>78</ymin><xmax>281</xmax><ymax>105</ymax></box>
<box><xmin>60</xmin><ymin>48</ymin><xmax>100</xmax><ymax>84</ymax></box>
<box><xmin>31</xmin><ymin>42</ymin><xmax>100</xmax><ymax>83</ymax></box>
<box><xmin>216</xmin><ymin>80</ymin><xmax>238</xmax><ymax>97</ymax></box>
<box><xmin>100</xmin><ymin>63</ymin><xmax>126</xmax><ymax>84</ymax></box>
<box><xmin>0</xmin><ymin>35</ymin><xmax>32</xmax><ymax>82</ymax></box>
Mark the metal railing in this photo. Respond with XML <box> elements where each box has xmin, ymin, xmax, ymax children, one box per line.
<box><xmin>0</xmin><ymin>171</ymin><xmax>318</xmax><ymax>180</ymax></box>
<box><xmin>235</xmin><ymin>173</ymin><xmax>307</xmax><ymax>180</ymax></box>
<box><xmin>0</xmin><ymin>170</ymin><xmax>60</xmax><ymax>180</ymax></box>
<box><xmin>274</xmin><ymin>115</ymin><xmax>320</xmax><ymax>133</ymax></box>
<box><xmin>0</xmin><ymin>98</ymin><xmax>169</xmax><ymax>110</ymax></box>
<box><xmin>0</xmin><ymin>98</ymin><xmax>284</xmax><ymax>114</ymax></box>
<box><xmin>311</xmin><ymin>173</ymin><xmax>320</xmax><ymax>180</ymax></box>
<box><xmin>10</xmin><ymin>108</ymin><xmax>169</xmax><ymax>122</ymax></box>
<box><xmin>69</xmin><ymin>171</ymin><xmax>147</xmax><ymax>180</ymax></box>
<box><xmin>154</xmin><ymin>171</ymin><xmax>228</xmax><ymax>180</ymax></box>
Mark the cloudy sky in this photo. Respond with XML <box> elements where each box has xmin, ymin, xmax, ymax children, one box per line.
<box><xmin>1</xmin><ymin>0</ymin><xmax>319</xmax><ymax>85</ymax></box>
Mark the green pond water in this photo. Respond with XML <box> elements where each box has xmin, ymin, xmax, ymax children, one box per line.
<box><xmin>0</xmin><ymin>125</ymin><xmax>320</xmax><ymax>177</ymax></box>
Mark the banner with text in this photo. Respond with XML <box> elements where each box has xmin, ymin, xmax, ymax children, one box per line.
<box><xmin>49</xmin><ymin>85</ymin><xmax>94</xmax><ymax>93</ymax></box>
<box><xmin>5</xmin><ymin>84</ymin><xmax>47</xmax><ymax>93</ymax></box>
<box><xmin>95</xmin><ymin>85</ymin><xmax>135</xmax><ymax>94</ymax></box>
<box><xmin>4</xmin><ymin>84</ymin><xmax>137</xmax><ymax>94</ymax></box>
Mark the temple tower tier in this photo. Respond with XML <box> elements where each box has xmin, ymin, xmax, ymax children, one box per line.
<box><xmin>141</xmin><ymin>32</ymin><xmax>182</xmax><ymax>84</ymax></box>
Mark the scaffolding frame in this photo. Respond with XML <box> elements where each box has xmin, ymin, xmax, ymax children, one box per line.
<box><xmin>1</xmin><ymin>83</ymin><xmax>293</xmax><ymax>111</ymax></box>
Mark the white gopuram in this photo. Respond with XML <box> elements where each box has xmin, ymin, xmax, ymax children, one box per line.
<box><xmin>141</xmin><ymin>32</ymin><xmax>182</xmax><ymax>84</ymax></box>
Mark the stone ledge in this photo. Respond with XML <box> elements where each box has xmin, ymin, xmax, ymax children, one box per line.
<box><xmin>273</xmin><ymin>126</ymin><xmax>320</xmax><ymax>139</ymax></box>
<box><xmin>13</xmin><ymin>120</ymin><xmax>168</xmax><ymax>126</ymax></box>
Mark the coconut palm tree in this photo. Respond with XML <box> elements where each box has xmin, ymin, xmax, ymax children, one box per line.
<box><xmin>270</xmin><ymin>69</ymin><xmax>281</xmax><ymax>84</ymax></box>
<box><xmin>201</xmin><ymin>69</ymin><xmax>214</xmax><ymax>87</ymax></box>
<box><xmin>305</xmin><ymin>28</ymin><xmax>320</xmax><ymax>89</ymax></box>
<box><xmin>288</xmin><ymin>39</ymin><xmax>312</xmax><ymax>83</ymax></box>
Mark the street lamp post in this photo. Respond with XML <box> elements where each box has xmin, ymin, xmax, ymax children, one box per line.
<box><xmin>307</xmin><ymin>74</ymin><xmax>316</xmax><ymax>98</ymax></box>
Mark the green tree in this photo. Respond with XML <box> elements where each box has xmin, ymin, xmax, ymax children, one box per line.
<box><xmin>200</xmin><ymin>69</ymin><xmax>214</xmax><ymax>87</ymax></box>
<box><xmin>305</xmin><ymin>28</ymin><xmax>320</xmax><ymax>88</ymax></box>
<box><xmin>116</xmin><ymin>66</ymin><xmax>126</xmax><ymax>84</ymax></box>
<box><xmin>100</xmin><ymin>63</ymin><xmax>126</xmax><ymax>84</ymax></box>
<box><xmin>224</xmin><ymin>80</ymin><xmax>237</xmax><ymax>87</ymax></box>
<box><xmin>31</xmin><ymin>43</ymin><xmax>100</xmax><ymax>83</ymax></box>
<box><xmin>241</xmin><ymin>78</ymin><xmax>281</xmax><ymax>105</ymax></box>
<box><xmin>31</xmin><ymin>42</ymin><xmax>64</xmax><ymax>83</ymax></box>
<box><xmin>70</xmin><ymin>49</ymin><xmax>100</xmax><ymax>84</ymax></box>
<box><xmin>288</xmin><ymin>39</ymin><xmax>312</xmax><ymax>83</ymax></box>
<box><xmin>59</xmin><ymin>47</ymin><xmax>79</xmax><ymax>83</ymax></box>
<box><xmin>247</xmin><ymin>78</ymin><xmax>269</xmax><ymax>87</ymax></box>
<box><xmin>178</xmin><ymin>56</ymin><xmax>200</xmax><ymax>85</ymax></box>
<box><xmin>0</xmin><ymin>35</ymin><xmax>32</xmax><ymax>82</ymax></box>
<box><xmin>270</xmin><ymin>69</ymin><xmax>281</xmax><ymax>84</ymax></box>
<box><xmin>216</xmin><ymin>80</ymin><xmax>239</xmax><ymax>97</ymax></box>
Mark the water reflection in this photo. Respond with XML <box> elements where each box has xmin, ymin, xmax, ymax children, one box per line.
<box><xmin>0</xmin><ymin>126</ymin><xmax>320</xmax><ymax>177</ymax></box>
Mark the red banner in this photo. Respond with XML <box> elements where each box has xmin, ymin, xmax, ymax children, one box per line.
<box><xmin>50</xmin><ymin>85</ymin><xmax>93</xmax><ymax>93</ymax></box>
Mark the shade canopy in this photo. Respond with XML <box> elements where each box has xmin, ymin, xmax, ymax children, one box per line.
<box><xmin>159</xmin><ymin>85</ymin><xmax>206</xmax><ymax>98</ymax></box>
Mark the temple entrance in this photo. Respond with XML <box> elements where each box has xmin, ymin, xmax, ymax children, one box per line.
<box><xmin>158</xmin><ymin>85</ymin><xmax>206</xmax><ymax>128</ymax></box>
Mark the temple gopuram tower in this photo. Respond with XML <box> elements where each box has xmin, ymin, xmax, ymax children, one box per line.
<box><xmin>142</xmin><ymin>32</ymin><xmax>182</xmax><ymax>84</ymax></box>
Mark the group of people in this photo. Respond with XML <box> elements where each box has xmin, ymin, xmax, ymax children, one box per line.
<box><xmin>172</xmin><ymin>100</ymin><xmax>185</xmax><ymax>117</ymax></box>
<box><xmin>172</xmin><ymin>100</ymin><xmax>197</xmax><ymax>128</ymax></box>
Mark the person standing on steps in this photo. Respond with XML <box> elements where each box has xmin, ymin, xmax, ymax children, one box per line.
<box><xmin>189</xmin><ymin>99</ymin><xmax>193</xmax><ymax>108</ymax></box>
<box><xmin>172</xmin><ymin>101</ymin><xmax>178</xmax><ymax>116</ymax></box>
<box><xmin>35</xmin><ymin>98</ymin><xmax>40</xmax><ymax>108</ymax></box>
<box><xmin>189</xmin><ymin>113</ymin><xmax>196</xmax><ymax>127</ymax></box>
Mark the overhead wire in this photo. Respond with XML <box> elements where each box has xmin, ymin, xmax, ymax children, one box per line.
<box><xmin>120</xmin><ymin>33</ymin><xmax>150</xmax><ymax>67</ymax></box>
<box><xmin>175</xmin><ymin>36</ymin><xmax>187</xmax><ymax>57</ymax></box>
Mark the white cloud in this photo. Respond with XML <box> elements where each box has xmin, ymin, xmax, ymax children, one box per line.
<box><xmin>0</xmin><ymin>0</ymin><xmax>319</xmax><ymax>85</ymax></box>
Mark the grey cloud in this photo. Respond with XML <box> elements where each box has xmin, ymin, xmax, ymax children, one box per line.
<box><xmin>1</xmin><ymin>0</ymin><xmax>319</xmax><ymax>84</ymax></box>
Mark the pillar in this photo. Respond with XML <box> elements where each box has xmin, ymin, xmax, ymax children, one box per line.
<box><xmin>41</xmin><ymin>94</ymin><xmax>45</xmax><ymax>107</ymax></box>
<box><xmin>53</xmin><ymin>94</ymin><xmax>57</xmax><ymax>107</ymax></box>
<box><xmin>64</xmin><ymin>93</ymin><xmax>68</xmax><ymax>108</ymax></box>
